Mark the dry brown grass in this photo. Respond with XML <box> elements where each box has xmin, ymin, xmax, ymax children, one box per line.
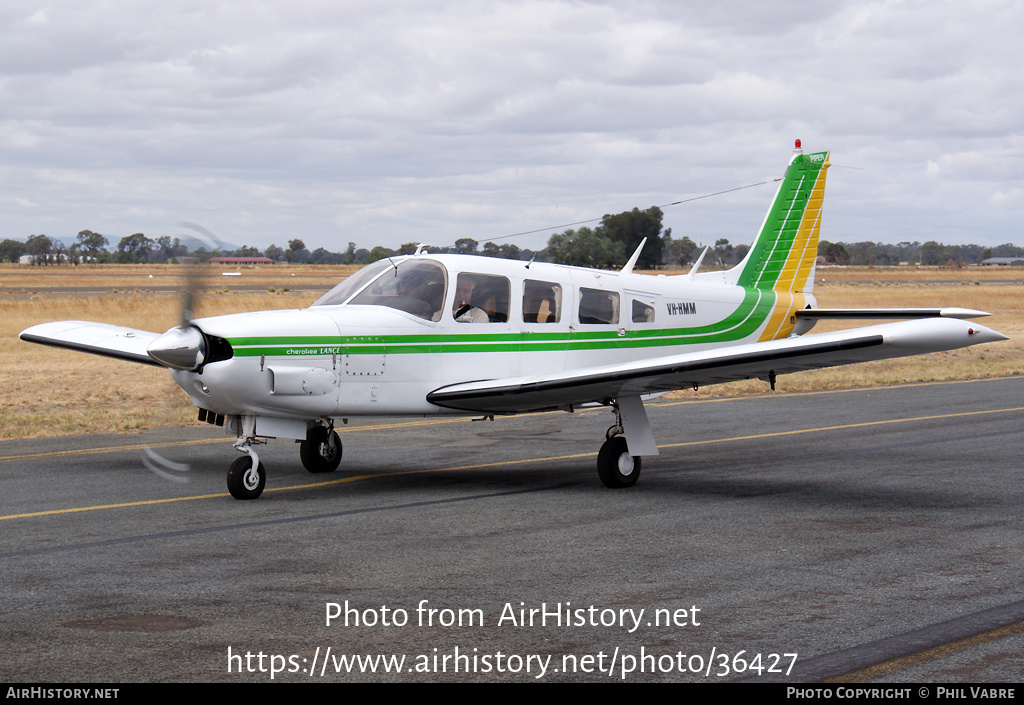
<box><xmin>813</xmin><ymin>265</ymin><xmax>1024</xmax><ymax>283</ymax></box>
<box><xmin>0</xmin><ymin>262</ymin><xmax>360</xmax><ymax>289</ymax></box>
<box><xmin>1</xmin><ymin>265</ymin><xmax>1020</xmax><ymax>439</ymax></box>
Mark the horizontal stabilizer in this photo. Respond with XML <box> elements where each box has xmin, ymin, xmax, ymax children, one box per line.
<box><xmin>797</xmin><ymin>308</ymin><xmax>992</xmax><ymax>320</ymax></box>
<box><xmin>427</xmin><ymin>318</ymin><xmax>1007</xmax><ymax>414</ymax></box>
<box><xmin>20</xmin><ymin>321</ymin><xmax>163</xmax><ymax>367</ymax></box>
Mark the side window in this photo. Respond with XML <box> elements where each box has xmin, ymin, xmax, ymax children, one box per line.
<box><xmin>632</xmin><ymin>299</ymin><xmax>655</xmax><ymax>323</ymax></box>
<box><xmin>522</xmin><ymin>280</ymin><xmax>561</xmax><ymax>323</ymax></box>
<box><xmin>453</xmin><ymin>273</ymin><xmax>509</xmax><ymax>323</ymax></box>
<box><xmin>579</xmin><ymin>288</ymin><xmax>619</xmax><ymax>325</ymax></box>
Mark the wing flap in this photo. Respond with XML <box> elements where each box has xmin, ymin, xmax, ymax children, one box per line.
<box><xmin>427</xmin><ymin>318</ymin><xmax>1007</xmax><ymax>413</ymax></box>
<box><xmin>20</xmin><ymin>321</ymin><xmax>164</xmax><ymax>367</ymax></box>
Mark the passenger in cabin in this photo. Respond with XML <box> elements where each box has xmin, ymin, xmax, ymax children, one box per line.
<box><xmin>453</xmin><ymin>274</ymin><xmax>489</xmax><ymax>323</ymax></box>
<box><xmin>523</xmin><ymin>284</ymin><xmax>558</xmax><ymax>323</ymax></box>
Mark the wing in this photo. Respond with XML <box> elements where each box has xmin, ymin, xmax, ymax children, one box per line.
<box><xmin>20</xmin><ymin>321</ymin><xmax>163</xmax><ymax>367</ymax></box>
<box><xmin>427</xmin><ymin>318</ymin><xmax>1007</xmax><ymax>414</ymax></box>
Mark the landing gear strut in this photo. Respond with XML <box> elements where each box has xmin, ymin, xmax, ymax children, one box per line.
<box><xmin>596</xmin><ymin>397</ymin><xmax>654</xmax><ymax>488</ymax></box>
<box><xmin>227</xmin><ymin>417</ymin><xmax>268</xmax><ymax>500</ymax></box>
<box><xmin>300</xmin><ymin>424</ymin><xmax>342</xmax><ymax>473</ymax></box>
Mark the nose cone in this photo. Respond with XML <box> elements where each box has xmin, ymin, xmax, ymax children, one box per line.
<box><xmin>148</xmin><ymin>325</ymin><xmax>206</xmax><ymax>370</ymax></box>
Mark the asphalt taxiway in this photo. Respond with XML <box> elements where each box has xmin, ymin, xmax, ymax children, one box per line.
<box><xmin>2</xmin><ymin>377</ymin><xmax>1022</xmax><ymax>682</ymax></box>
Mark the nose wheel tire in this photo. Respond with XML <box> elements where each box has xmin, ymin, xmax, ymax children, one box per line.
<box><xmin>300</xmin><ymin>426</ymin><xmax>343</xmax><ymax>473</ymax></box>
<box><xmin>227</xmin><ymin>456</ymin><xmax>266</xmax><ymax>500</ymax></box>
<box><xmin>597</xmin><ymin>436</ymin><xmax>641</xmax><ymax>488</ymax></box>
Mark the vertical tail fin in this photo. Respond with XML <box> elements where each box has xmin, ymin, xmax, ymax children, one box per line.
<box><xmin>726</xmin><ymin>144</ymin><xmax>830</xmax><ymax>295</ymax></box>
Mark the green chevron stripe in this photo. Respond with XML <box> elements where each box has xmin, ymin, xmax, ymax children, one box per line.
<box><xmin>227</xmin><ymin>289</ymin><xmax>778</xmax><ymax>358</ymax></box>
<box><xmin>736</xmin><ymin>152</ymin><xmax>827</xmax><ymax>289</ymax></box>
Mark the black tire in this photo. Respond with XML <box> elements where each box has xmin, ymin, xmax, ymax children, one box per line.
<box><xmin>300</xmin><ymin>426</ymin><xmax>343</xmax><ymax>473</ymax></box>
<box><xmin>597</xmin><ymin>436</ymin><xmax>641</xmax><ymax>488</ymax></box>
<box><xmin>227</xmin><ymin>456</ymin><xmax>266</xmax><ymax>500</ymax></box>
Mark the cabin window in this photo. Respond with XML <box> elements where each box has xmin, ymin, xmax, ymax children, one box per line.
<box><xmin>578</xmin><ymin>288</ymin><xmax>619</xmax><ymax>325</ymax></box>
<box><xmin>632</xmin><ymin>299</ymin><xmax>655</xmax><ymax>323</ymax></box>
<box><xmin>453</xmin><ymin>273</ymin><xmax>509</xmax><ymax>323</ymax></box>
<box><xmin>347</xmin><ymin>260</ymin><xmax>448</xmax><ymax>321</ymax></box>
<box><xmin>522</xmin><ymin>280</ymin><xmax>561</xmax><ymax>323</ymax></box>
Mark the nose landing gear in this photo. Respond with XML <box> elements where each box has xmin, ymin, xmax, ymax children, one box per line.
<box><xmin>227</xmin><ymin>433</ymin><xmax>267</xmax><ymax>500</ymax></box>
<box><xmin>226</xmin><ymin>454</ymin><xmax>266</xmax><ymax>500</ymax></box>
<box><xmin>226</xmin><ymin>416</ymin><xmax>269</xmax><ymax>500</ymax></box>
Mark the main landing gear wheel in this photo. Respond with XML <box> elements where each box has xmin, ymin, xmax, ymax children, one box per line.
<box><xmin>227</xmin><ymin>456</ymin><xmax>266</xmax><ymax>500</ymax></box>
<box><xmin>597</xmin><ymin>436</ymin><xmax>641</xmax><ymax>489</ymax></box>
<box><xmin>300</xmin><ymin>426</ymin><xmax>342</xmax><ymax>473</ymax></box>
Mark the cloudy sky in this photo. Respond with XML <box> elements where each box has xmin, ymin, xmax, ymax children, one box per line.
<box><xmin>2</xmin><ymin>0</ymin><xmax>1021</xmax><ymax>254</ymax></box>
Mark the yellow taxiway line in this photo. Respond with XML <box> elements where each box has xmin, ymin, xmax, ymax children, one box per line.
<box><xmin>2</xmin><ymin>403</ymin><xmax>1021</xmax><ymax>522</ymax></box>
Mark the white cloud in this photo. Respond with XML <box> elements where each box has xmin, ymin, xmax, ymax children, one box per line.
<box><xmin>0</xmin><ymin>0</ymin><xmax>1021</xmax><ymax>250</ymax></box>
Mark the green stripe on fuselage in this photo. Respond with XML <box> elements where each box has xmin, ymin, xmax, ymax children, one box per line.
<box><xmin>228</xmin><ymin>288</ymin><xmax>777</xmax><ymax>357</ymax></box>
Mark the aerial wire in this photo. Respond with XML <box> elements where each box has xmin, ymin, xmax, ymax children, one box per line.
<box><xmin>478</xmin><ymin>177</ymin><xmax>783</xmax><ymax>244</ymax></box>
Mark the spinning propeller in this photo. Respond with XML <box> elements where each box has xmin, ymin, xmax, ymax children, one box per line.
<box><xmin>146</xmin><ymin>222</ymin><xmax>220</xmax><ymax>371</ymax></box>
<box><xmin>141</xmin><ymin>222</ymin><xmax>222</xmax><ymax>484</ymax></box>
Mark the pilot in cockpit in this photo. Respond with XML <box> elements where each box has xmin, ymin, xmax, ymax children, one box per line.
<box><xmin>389</xmin><ymin>264</ymin><xmax>445</xmax><ymax>321</ymax></box>
<box><xmin>453</xmin><ymin>274</ymin><xmax>489</xmax><ymax>323</ymax></box>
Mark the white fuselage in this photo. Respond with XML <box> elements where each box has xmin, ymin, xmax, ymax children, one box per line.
<box><xmin>172</xmin><ymin>255</ymin><xmax>809</xmax><ymax>424</ymax></box>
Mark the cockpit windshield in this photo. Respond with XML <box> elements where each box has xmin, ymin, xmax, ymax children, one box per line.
<box><xmin>312</xmin><ymin>258</ymin><xmax>448</xmax><ymax>322</ymax></box>
<box><xmin>311</xmin><ymin>260</ymin><xmax>393</xmax><ymax>307</ymax></box>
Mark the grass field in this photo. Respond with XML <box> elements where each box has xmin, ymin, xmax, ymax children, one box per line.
<box><xmin>2</xmin><ymin>263</ymin><xmax>1020</xmax><ymax>439</ymax></box>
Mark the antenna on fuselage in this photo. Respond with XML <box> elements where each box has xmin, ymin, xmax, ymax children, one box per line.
<box><xmin>414</xmin><ymin>243</ymin><xmax>432</xmax><ymax>255</ymax></box>
<box><xmin>620</xmin><ymin>238</ymin><xmax>647</xmax><ymax>275</ymax></box>
<box><xmin>685</xmin><ymin>246</ymin><xmax>710</xmax><ymax>280</ymax></box>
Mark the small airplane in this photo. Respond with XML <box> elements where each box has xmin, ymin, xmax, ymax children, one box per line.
<box><xmin>20</xmin><ymin>141</ymin><xmax>1008</xmax><ymax>499</ymax></box>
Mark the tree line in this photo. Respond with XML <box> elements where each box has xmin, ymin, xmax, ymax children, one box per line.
<box><xmin>2</xmin><ymin>215</ymin><xmax>1021</xmax><ymax>268</ymax></box>
<box><xmin>0</xmin><ymin>208</ymin><xmax>750</xmax><ymax>269</ymax></box>
<box><xmin>818</xmin><ymin>240</ymin><xmax>1024</xmax><ymax>267</ymax></box>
